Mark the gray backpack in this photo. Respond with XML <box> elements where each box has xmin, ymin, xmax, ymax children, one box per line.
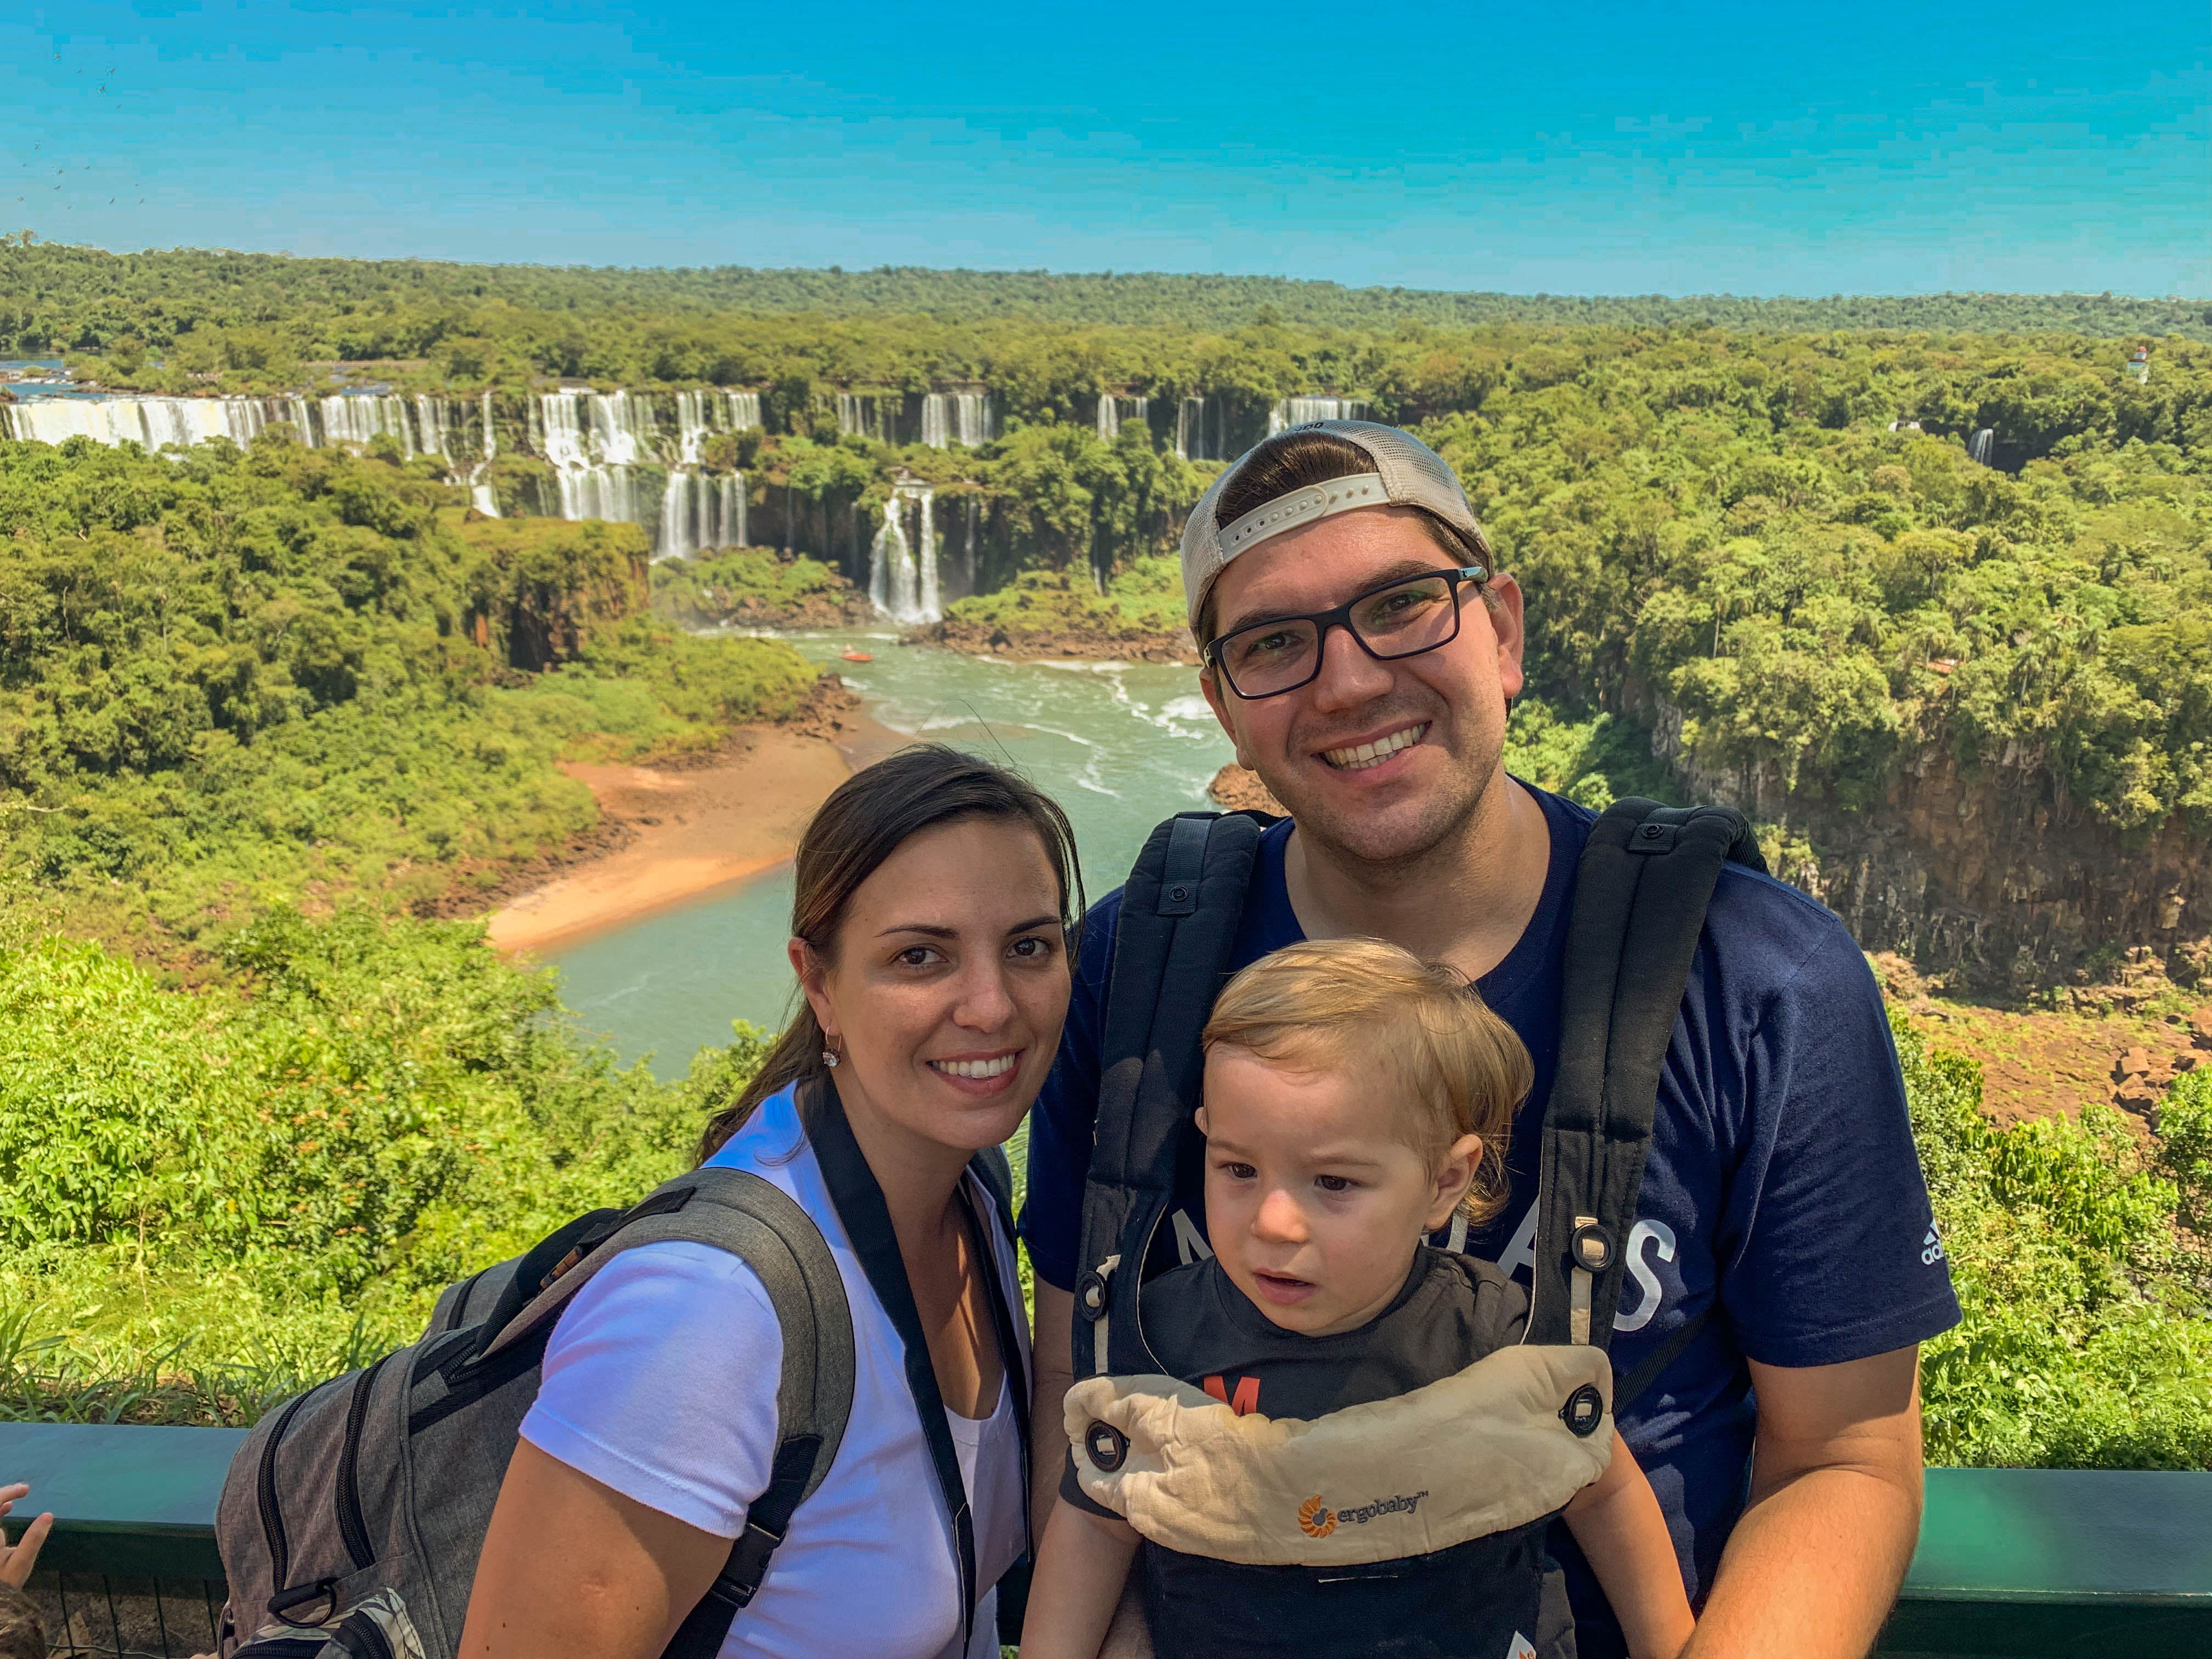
<box><xmin>214</xmin><ymin>1167</ymin><xmax>856</xmax><ymax>1659</ymax></box>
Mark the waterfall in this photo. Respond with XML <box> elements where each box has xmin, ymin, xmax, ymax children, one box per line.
<box><xmin>0</xmin><ymin>394</ymin><xmax>309</xmax><ymax>449</ymax></box>
<box><xmin>469</xmin><ymin>391</ymin><xmax>500</xmax><ymax>514</ymax></box>
<box><xmin>917</xmin><ymin>489</ymin><xmax>938</xmax><ymax>620</ymax></box>
<box><xmin>1967</xmin><ymin>428</ymin><xmax>1995</xmax><ymax>467</ymax></box>
<box><xmin>319</xmin><ymin>393</ymin><xmax>415</xmax><ymax>453</ymax></box>
<box><xmin>837</xmin><ymin>393</ymin><xmax>885</xmax><ymax>441</ymax></box>
<box><xmin>870</xmin><ymin>498</ymin><xmax>917</xmax><ymax>619</ymax></box>
<box><xmin>866</xmin><ymin>484</ymin><xmax>941</xmax><ymax>622</ymax></box>
<box><xmin>1096</xmin><ymin>394</ymin><xmax>1150</xmax><ymax>441</ymax></box>
<box><xmin>654</xmin><ymin>466</ymin><xmax>751</xmax><ymax>560</ymax></box>
<box><xmin>658</xmin><ymin>469</ymin><xmax>695</xmax><ymax>561</ymax></box>
<box><xmin>726</xmin><ymin>391</ymin><xmax>763</xmax><ymax>430</ymax></box>
<box><xmin>674</xmin><ymin>391</ymin><xmax>712</xmax><ymax>466</ymax></box>
<box><xmin>1268</xmin><ymin>396</ymin><xmax>1367</xmax><ymax>435</ymax></box>
<box><xmin>1176</xmin><ymin>397</ymin><xmax>1206</xmax><ymax>461</ymax></box>
<box><xmin>921</xmin><ymin>392</ymin><xmax>992</xmax><ymax>448</ymax></box>
<box><xmin>538</xmin><ymin>392</ymin><xmax>648</xmax><ymax>525</ymax></box>
<box><xmin>414</xmin><ymin>394</ymin><xmax>453</xmax><ymax>460</ymax></box>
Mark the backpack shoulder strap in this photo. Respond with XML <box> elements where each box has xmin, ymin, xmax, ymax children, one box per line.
<box><xmin>482</xmin><ymin>1168</ymin><xmax>856</xmax><ymax>1658</ymax></box>
<box><xmin>1075</xmin><ymin>810</ymin><xmax>1268</xmax><ymax>1378</ymax></box>
<box><xmin>1525</xmin><ymin>800</ymin><xmax>1765</xmax><ymax>1386</ymax></box>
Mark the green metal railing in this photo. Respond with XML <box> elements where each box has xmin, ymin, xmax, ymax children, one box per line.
<box><xmin>2</xmin><ymin>1424</ymin><xmax>2207</xmax><ymax>1657</ymax></box>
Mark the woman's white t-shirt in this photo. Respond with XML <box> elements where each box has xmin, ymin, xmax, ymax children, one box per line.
<box><xmin>520</xmin><ymin>1085</ymin><xmax>1029</xmax><ymax>1659</ymax></box>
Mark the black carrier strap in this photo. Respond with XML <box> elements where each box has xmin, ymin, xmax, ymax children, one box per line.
<box><xmin>1075</xmin><ymin>810</ymin><xmax>1271</xmax><ymax>1379</ymax></box>
<box><xmin>808</xmin><ymin>1079</ymin><xmax>1029</xmax><ymax>1656</ymax></box>
<box><xmin>1523</xmin><ymin>799</ymin><xmax>1765</xmax><ymax>1393</ymax></box>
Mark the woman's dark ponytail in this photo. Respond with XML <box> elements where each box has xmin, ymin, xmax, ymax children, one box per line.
<box><xmin>696</xmin><ymin>744</ymin><xmax>1082</xmax><ymax>1163</ymax></box>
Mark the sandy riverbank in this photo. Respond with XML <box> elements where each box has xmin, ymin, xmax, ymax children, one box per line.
<box><xmin>485</xmin><ymin>728</ymin><xmax>850</xmax><ymax>953</ymax></box>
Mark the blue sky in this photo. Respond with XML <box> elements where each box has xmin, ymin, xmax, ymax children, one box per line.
<box><xmin>4</xmin><ymin>0</ymin><xmax>2206</xmax><ymax>295</ymax></box>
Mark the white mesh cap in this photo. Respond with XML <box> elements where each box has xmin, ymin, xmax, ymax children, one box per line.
<box><xmin>1179</xmin><ymin>420</ymin><xmax>1494</xmax><ymax>633</ymax></box>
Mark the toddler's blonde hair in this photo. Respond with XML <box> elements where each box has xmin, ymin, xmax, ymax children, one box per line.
<box><xmin>1201</xmin><ymin>937</ymin><xmax>1532</xmax><ymax>1224</ymax></box>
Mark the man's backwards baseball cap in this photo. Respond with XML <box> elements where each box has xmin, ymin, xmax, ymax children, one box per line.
<box><xmin>1178</xmin><ymin>420</ymin><xmax>1495</xmax><ymax>634</ymax></box>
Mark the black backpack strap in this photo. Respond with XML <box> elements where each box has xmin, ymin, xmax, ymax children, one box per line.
<box><xmin>1075</xmin><ymin>810</ymin><xmax>1268</xmax><ymax>1380</ymax></box>
<box><xmin>1525</xmin><ymin>799</ymin><xmax>1765</xmax><ymax>1381</ymax></box>
<box><xmin>472</xmin><ymin>1168</ymin><xmax>856</xmax><ymax>1659</ymax></box>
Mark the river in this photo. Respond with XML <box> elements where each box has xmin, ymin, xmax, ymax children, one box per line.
<box><xmin>547</xmin><ymin>629</ymin><xmax>1235</xmax><ymax>1077</ymax></box>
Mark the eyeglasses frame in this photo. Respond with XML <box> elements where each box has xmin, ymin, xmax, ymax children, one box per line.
<box><xmin>1202</xmin><ymin>565</ymin><xmax>1491</xmax><ymax>701</ymax></box>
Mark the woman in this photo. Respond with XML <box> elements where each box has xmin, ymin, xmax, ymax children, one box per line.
<box><xmin>461</xmin><ymin>746</ymin><xmax>1081</xmax><ymax>1659</ymax></box>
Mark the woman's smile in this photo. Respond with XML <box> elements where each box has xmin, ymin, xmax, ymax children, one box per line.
<box><xmin>927</xmin><ymin>1049</ymin><xmax>1025</xmax><ymax>1093</ymax></box>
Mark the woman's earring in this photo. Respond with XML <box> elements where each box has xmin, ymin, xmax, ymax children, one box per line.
<box><xmin>822</xmin><ymin>1039</ymin><xmax>841</xmax><ymax>1068</ymax></box>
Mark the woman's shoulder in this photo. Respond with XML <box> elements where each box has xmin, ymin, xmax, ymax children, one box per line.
<box><xmin>699</xmin><ymin>1081</ymin><xmax>812</xmax><ymax>1175</ymax></box>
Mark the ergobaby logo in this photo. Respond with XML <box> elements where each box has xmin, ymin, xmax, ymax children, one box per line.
<box><xmin>1921</xmin><ymin>1225</ymin><xmax>1946</xmax><ymax>1266</ymax></box>
<box><xmin>1506</xmin><ymin>1633</ymin><xmax>1538</xmax><ymax>1659</ymax></box>
<box><xmin>1296</xmin><ymin>1490</ymin><xmax>1430</xmax><ymax>1537</ymax></box>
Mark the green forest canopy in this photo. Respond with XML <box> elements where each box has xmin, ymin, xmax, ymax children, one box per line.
<box><xmin>4</xmin><ymin>244</ymin><xmax>2205</xmax><ymax>363</ymax></box>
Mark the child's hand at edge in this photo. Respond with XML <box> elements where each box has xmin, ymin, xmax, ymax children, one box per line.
<box><xmin>0</xmin><ymin>1482</ymin><xmax>53</xmax><ymax>1587</ymax></box>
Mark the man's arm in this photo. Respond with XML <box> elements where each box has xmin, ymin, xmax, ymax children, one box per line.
<box><xmin>1684</xmin><ymin>1346</ymin><xmax>1923</xmax><ymax>1659</ymax></box>
<box><xmin>1031</xmin><ymin>1282</ymin><xmax>1076</xmax><ymax>1527</ymax></box>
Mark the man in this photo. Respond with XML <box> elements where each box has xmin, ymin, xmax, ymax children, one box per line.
<box><xmin>1020</xmin><ymin>421</ymin><xmax>1960</xmax><ymax>1657</ymax></box>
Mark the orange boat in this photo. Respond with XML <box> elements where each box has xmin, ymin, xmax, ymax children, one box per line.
<box><xmin>840</xmin><ymin>649</ymin><xmax>873</xmax><ymax>662</ymax></box>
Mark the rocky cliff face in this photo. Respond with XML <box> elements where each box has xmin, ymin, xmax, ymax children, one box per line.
<box><xmin>1651</xmin><ymin>697</ymin><xmax>2210</xmax><ymax>991</ymax></box>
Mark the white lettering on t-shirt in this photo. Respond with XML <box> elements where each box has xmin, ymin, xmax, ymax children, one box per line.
<box><xmin>1612</xmin><ymin>1220</ymin><xmax>1678</xmax><ymax>1334</ymax></box>
<box><xmin>1171</xmin><ymin>1208</ymin><xmax>1215</xmax><ymax>1265</ymax></box>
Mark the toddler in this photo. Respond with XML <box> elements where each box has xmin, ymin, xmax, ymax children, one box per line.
<box><xmin>1024</xmin><ymin>939</ymin><xmax>1695</xmax><ymax>1659</ymax></box>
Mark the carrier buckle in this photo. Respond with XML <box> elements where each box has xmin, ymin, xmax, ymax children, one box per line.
<box><xmin>1560</xmin><ymin>1384</ymin><xmax>1605</xmax><ymax>1438</ymax></box>
<box><xmin>1570</xmin><ymin>1222</ymin><xmax>1615</xmax><ymax>1273</ymax></box>
<box><xmin>1084</xmin><ymin>1420</ymin><xmax>1130</xmax><ymax>1472</ymax></box>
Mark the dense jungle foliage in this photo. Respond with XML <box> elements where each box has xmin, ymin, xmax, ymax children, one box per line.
<box><xmin>4</xmin><ymin>244</ymin><xmax>2203</xmax><ymax>381</ymax></box>
<box><xmin>1</xmin><ymin>259</ymin><xmax>2205</xmax><ymax>1467</ymax></box>
<box><xmin>3</xmin><ymin>903</ymin><xmax>2207</xmax><ymax>1472</ymax></box>
<box><xmin>1419</xmin><ymin>336</ymin><xmax>2212</xmax><ymax>837</ymax></box>
<box><xmin>0</xmin><ymin>432</ymin><xmax>819</xmax><ymax>955</ymax></box>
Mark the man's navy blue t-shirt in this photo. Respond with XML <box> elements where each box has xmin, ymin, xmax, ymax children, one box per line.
<box><xmin>1020</xmin><ymin>787</ymin><xmax>1961</xmax><ymax>1654</ymax></box>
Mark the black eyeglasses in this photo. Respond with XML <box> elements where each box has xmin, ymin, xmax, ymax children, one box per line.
<box><xmin>1204</xmin><ymin>567</ymin><xmax>1488</xmax><ymax>700</ymax></box>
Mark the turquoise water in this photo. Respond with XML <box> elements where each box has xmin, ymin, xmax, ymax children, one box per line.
<box><xmin>546</xmin><ymin>630</ymin><xmax>1234</xmax><ymax>1077</ymax></box>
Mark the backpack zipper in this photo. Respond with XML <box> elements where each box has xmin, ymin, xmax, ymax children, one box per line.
<box><xmin>256</xmin><ymin>1389</ymin><xmax>317</xmax><ymax>1594</ymax></box>
<box><xmin>230</xmin><ymin>1639</ymin><xmax>326</xmax><ymax>1659</ymax></box>
<box><xmin>334</xmin><ymin>1352</ymin><xmax>393</xmax><ymax>1572</ymax></box>
<box><xmin>331</xmin><ymin>1609</ymin><xmax>397</xmax><ymax>1659</ymax></box>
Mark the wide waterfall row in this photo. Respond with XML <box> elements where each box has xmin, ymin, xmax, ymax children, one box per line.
<box><xmin>527</xmin><ymin>389</ymin><xmax>765</xmax><ymax>557</ymax></box>
<box><xmin>0</xmin><ymin>391</ymin><xmax>482</xmax><ymax>456</ymax></box>
<box><xmin>922</xmin><ymin>392</ymin><xmax>993</xmax><ymax>448</ymax></box>
<box><xmin>1268</xmin><ymin>396</ymin><xmax>1368</xmax><ymax>435</ymax></box>
<box><xmin>870</xmin><ymin>486</ymin><xmax>941</xmax><ymax>624</ymax></box>
<box><xmin>838</xmin><ymin>391</ymin><xmax>997</xmax><ymax>448</ymax></box>
<box><xmin>1097</xmin><ymin>394</ymin><xmax>1149</xmax><ymax>442</ymax></box>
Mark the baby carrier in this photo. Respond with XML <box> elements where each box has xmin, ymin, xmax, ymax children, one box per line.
<box><xmin>1065</xmin><ymin>799</ymin><xmax>1764</xmax><ymax>1657</ymax></box>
